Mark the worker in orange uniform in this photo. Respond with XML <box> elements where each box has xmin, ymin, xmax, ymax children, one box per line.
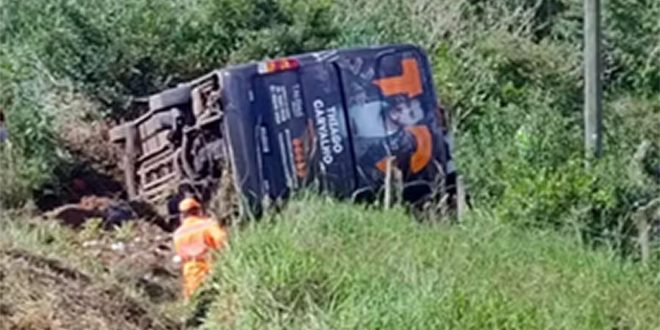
<box><xmin>173</xmin><ymin>197</ymin><xmax>228</xmax><ymax>301</ymax></box>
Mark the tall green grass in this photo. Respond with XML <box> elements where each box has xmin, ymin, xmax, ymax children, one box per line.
<box><xmin>197</xmin><ymin>197</ymin><xmax>660</xmax><ymax>329</ymax></box>
<box><xmin>0</xmin><ymin>0</ymin><xmax>658</xmax><ymax>250</ymax></box>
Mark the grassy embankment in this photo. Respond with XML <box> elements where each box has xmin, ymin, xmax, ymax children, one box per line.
<box><xmin>3</xmin><ymin>197</ymin><xmax>659</xmax><ymax>329</ymax></box>
<box><xmin>0</xmin><ymin>212</ymin><xmax>183</xmax><ymax>330</ymax></box>
<box><xmin>195</xmin><ymin>197</ymin><xmax>660</xmax><ymax>329</ymax></box>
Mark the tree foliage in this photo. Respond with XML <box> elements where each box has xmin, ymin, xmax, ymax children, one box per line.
<box><xmin>0</xmin><ymin>0</ymin><xmax>658</xmax><ymax>250</ymax></box>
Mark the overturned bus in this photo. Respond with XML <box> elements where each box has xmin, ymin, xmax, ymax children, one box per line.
<box><xmin>110</xmin><ymin>44</ymin><xmax>460</xmax><ymax>223</ymax></box>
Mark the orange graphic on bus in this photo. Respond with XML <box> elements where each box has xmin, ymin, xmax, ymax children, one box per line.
<box><xmin>292</xmin><ymin>137</ymin><xmax>308</xmax><ymax>178</ymax></box>
<box><xmin>374</xmin><ymin>125</ymin><xmax>433</xmax><ymax>175</ymax></box>
<box><xmin>373</xmin><ymin>58</ymin><xmax>423</xmax><ymax>98</ymax></box>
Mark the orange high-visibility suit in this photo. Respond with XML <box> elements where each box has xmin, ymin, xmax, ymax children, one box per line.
<box><xmin>173</xmin><ymin>215</ymin><xmax>227</xmax><ymax>299</ymax></box>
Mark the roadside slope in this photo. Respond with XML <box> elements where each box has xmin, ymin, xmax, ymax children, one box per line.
<box><xmin>0</xmin><ymin>215</ymin><xmax>182</xmax><ymax>330</ymax></box>
<box><xmin>198</xmin><ymin>197</ymin><xmax>660</xmax><ymax>330</ymax></box>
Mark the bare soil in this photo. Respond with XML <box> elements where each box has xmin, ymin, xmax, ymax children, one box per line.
<box><xmin>75</xmin><ymin>220</ymin><xmax>182</xmax><ymax>304</ymax></box>
<box><xmin>0</xmin><ymin>97</ymin><xmax>207</xmax><ymax>329</ymax></box>
<box><xmin>0</xmin><ymin>248</ymin><xmax>179</xmax><ymax>330</ymax></box>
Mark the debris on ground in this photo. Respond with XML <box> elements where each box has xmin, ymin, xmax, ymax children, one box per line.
<box><xmin>0</xmin><ymin>213</ymin><xmax>184</xmax><ymax>330</ymax></box>
<box><xmin>74</xmin><ymin>220</ymin><xmax>181</xmax><ymax>303</ymax></box>
<box><xmin>43</xmin><ymin>195</ymin><xmax>138</xmax><ymax>229</ymax></box>
<box><xmin>0</xmin><ymin>249</ymin><xmax>179</xmax><ymax>330</ymax></box>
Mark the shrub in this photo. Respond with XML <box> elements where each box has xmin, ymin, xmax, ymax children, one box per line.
<box><xmin>333</xmin><ymin>0</ymin><xmax>659</xmax><ymax>245</ymax></box>
<box><xmin>0</xmin><ymin>0</ymin><xmax>339</xmax><ymax>113</ymax></box>
<box><xmin>1</xmin><ymin>0</ymin><xmax>658</xmax><ymax>252</ymax></box>
<box><xmin>0</xmin><ymin>50</ymin><xmax>64</xmax><ymax>208</ymax></box>
<box><xmin>0</xmin><ymin>0</ymin><xmax>339</xmax><ymax>206</ymax></box>
<box><xmin>0</xmin><ymin>148</ymin><xmax>34</xmax><ymax>209</ymax></box>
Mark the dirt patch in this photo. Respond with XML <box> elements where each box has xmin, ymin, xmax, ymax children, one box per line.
<box><xmin>0</xmin><ymin>249</ymin><xmax>179</xmax><ymax>330</ymax></box>
<box><xmin>52</xmin><ymin>91</ymin><xmax>123</xmax><ymax>181</ymax></box>
<box><xmin>44</xmin><ymin>196</ymin><xmax>128</xmax><ymax>229</ymax></box>
<box><xmin>74</xmin><ymin>221</ymin><xmax>181</xmax><ymax>303</ymax></box>
<box><xmin>58</xmin><ymin>118</ymin><xmax>125</xmax><ymax>200</ymax></box>
<box><xmin>35</xmin><ymin>91</ymin><xmax>127</xmax><ymax>212</ymax></box>
<box><xmin>43</xmin><ymin>195</ymin><xmax>172</xmax><ymax>233</ymax></box>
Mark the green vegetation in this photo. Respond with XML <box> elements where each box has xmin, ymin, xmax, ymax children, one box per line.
<box><xmin>4</xmin><ymin>197</ymin><xmax>660</xmax><ymax>329</ymax></box>
<box><xmin>197</xmin><ymin>197</ymin><xmax>660</xmax><ymax>329</ymax></box>
<box><xmin>0</xmin><ymin>0</ymin><xmax>339</xmax><ymax>209</ymax></box>
<box><xmin>1</xmin><ymin>0</ymin><xmax>659</xmax><ymax>328</ymax></box>
<box><xmin>1</xmin><ymin>0</ymin><xmax>658</xmax><ymax>242</ymax></box>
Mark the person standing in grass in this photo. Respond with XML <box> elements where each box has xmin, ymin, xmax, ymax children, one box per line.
<box><xmin>173</xmin><ymin>197</ymin><xmax>228</xmax><ymax>301</ymax></box>
<box><xmin>0</xmin><ymin>110</ymin><xmax>7</xmax><ymax>144</ymax></box>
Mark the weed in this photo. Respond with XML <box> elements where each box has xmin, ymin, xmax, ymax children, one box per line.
<box><xmin>113</xmin><ymin>222</ymin><xmax>138</xmax><ymax>242</ymax></box>
<box><xmin>78</xmin><ymin>218</ymin><xmax>104</xmax><ymax>242</ymax></box>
